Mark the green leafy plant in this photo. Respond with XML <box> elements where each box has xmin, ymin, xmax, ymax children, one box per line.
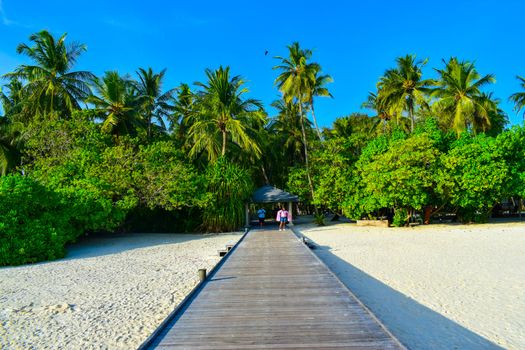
<box><xmin>314</xmin><ymin>213</ymin><xmax>325</xmax><ymax>226</ymax></box>
<box><xmin>392</xmin><ymin>208</ymin><xmax>408</xmax><ymax>227</ymax></box>
<box><xmin>436</xmin><ymin>134</ymin><xmax>509</xmax><ymax>222</ymax></box>
<box><xmin>0</xmin><ymin>175</ymin><xmax>76</xmax><ymax>265</ymax></box>
<box><xmin>201</xmin><ymin>158</ymin><xmax>253</xmax><ymax>232</ymax></box>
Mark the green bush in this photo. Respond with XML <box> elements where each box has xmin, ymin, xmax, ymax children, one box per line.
<box><xmin>343</xmin><ymin>132</ymin><xmax>440</xmax><ymax>220</ymax></box>
<box><xmin>436</xmin><ymin>134</ymin><xmax>509</xmax><ymax>222</ymax></box>
<box><xmin>392</xmin><ymin>208</ymin><xmax>408</xmax><ymax>227</ymax></box>
<box><xmin>201</xmin><ymin>158</ymin><xmax>253</xmax><ymax>232</ymax></box>
<box><xmin>0</xmin><ymin>175</ymin><xmax>78</xmax><ymax>266</ymax></box>
<box><xmin>314</xmin><ymin>213</ymin><xmax>326</xmax><ymax>226</ymax></box>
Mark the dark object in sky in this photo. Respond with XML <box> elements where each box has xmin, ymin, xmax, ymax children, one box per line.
<box><xmin>265</xmin><ymin>50</ymin><xmax>268</xmax><ymax>56</ymax></box>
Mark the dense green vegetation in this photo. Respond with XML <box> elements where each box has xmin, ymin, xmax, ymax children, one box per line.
<box><xmin>1</xmin><ymin>30</ymin><xmax>524</xmax><ymax>265</ymax></box>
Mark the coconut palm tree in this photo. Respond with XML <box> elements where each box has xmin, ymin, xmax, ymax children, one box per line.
<box><xmin>189</xmin><ymin>66</ymin><xmax>265</xmax><ymax>161</ymax></box>
<box><xmin>509</xmin><ymin>76</ymin><xmax>525</xmax><ymax>118</ymax></box>
<box><xmin>476</xmin><ymin>92</ymin><xmax>508</xmax><ymax>135</ymax></box>
<box><xmin>4</xmin><ymin>30</ymin><xmax>94</xmax><ymax>119</ymax></box>
<box><xmin>170</xmin><ymin>83</ymin><xmax>195</xmax><ymax>148</ymax></box>
<box><xmin>0</xmin><ymin>78</ymin><xmax>27</xmax><ymax>123</ymax></box>
<box><xmin>328</xmin><ymin>113</ymin><xmax>382</xmax><ymax>139</ymax></box>
<box><xmin>376</xmin><ymin>54</ymin><xmax>432</xmax><ymax>132</ymax></box>
<box><xmin>259</xmin><ymin>99</ymin><xmax>314</xmax><ymax>188</ymax></box>
<box><xmin>269</xmin><ymin>99</ymin><xmax>312</xmax><ymax>164</ymax></box>
<box><xmin>87</xmin><ymin>71</ymin><xmax>144</xmax><ymax>137</ymax></box>
<box><xmin>274</xmin><ymin>42</ymin><xmax>319</xmax><ymax>202</ymax></box>
<box><xmin>0</xmin><ymin>118</ymin><xmax>24</xmax><ymax>175</ymax></box>
<box><xmin>134</xmin><ymin>67</ymin><xmax>175</xmax><ymax>139</ymax></box>
<box><xmin>431</xmin><ymin>58</ymin><xmax>495</xmax><ymax>136</ymax></box>
<box><xmin>361</xmin><ymin>91</ymin><xmax>400</xmax><ymax>133</ymax></box>
<box><xmin>306</xmin><ymin>69</ymin><xmax>333</xmax><ymax>140</ymax></box>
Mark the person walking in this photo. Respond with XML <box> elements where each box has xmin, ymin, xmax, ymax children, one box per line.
<box><xmin>257</xmin><ymin>207</ymin><xmax>266</xmax><ymax>227</ymax></box>
<box><xmin>276</xmin><ymin>206</ymin><xmax>291</xmax><ymax>231</ymax></box>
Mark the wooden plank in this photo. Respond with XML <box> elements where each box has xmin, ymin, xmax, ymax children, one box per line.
<box><xmin>142</xmin><ymin>230</ymin><xmax>405</xmax><ymax>349</ymax></box>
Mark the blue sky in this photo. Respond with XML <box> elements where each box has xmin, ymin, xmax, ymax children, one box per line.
<box><xmin>1</xmin><ymin>0</ymin><xmax>524</xmax><ymax>127</ymax></box>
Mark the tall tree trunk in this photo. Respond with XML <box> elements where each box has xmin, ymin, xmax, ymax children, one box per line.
<box><xmin>49</xmin><ymin>92</ymin><xmax>54</xmax><ymax>118</ymax></box>
<box><xmin>408</xmin><ymin>102</ymin><xmax>414</xmax><ymax>133</ymax></box>
<box><xmin>408</xmin><ymin>98</ymin><xmax>416</xmax><ymax>133</ymax></box>
<box><xmin>147</xmin><ymin>115</ymin><xmax>152</xmax><ymax>139</ymax></box>
<box><xmin>310</xmin><ymin>101</ymin><xmax>323</xmax><ymax>140</ymax></box>
<box><xmin>221</xmin><ymin>129</ymin><xmax>227</xmax><ymax>156</ymax></box>
<box><xmin>261</xmin><ymin>165</ymin><xmax>270</xmax><ymax>185</ymax></box>
<box><xmin>298</xmin><ymin>102</ymin><xmax>316</xmax><ymax>212</ymax></box>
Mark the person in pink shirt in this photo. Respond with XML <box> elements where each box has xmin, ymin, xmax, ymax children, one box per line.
<box><xmin>276</xmin><ymin>206</ymin><xmax>291</xmax><ymax>231</ymax></box>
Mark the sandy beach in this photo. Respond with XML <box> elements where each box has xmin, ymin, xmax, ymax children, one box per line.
<box><xmin>0</xmin><ymin>232</ymin><xmax>242</xmax><ymax>349</ymax></box>
<box><xmin>300</xmin><ymin>221</ymin><xmax>525</xmax><ymax>350</ymax></box>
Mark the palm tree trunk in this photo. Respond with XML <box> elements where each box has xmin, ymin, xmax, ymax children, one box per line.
<box><xmin>408</xmin><ymin>102</ymin><xmax>414</xmax><ymax>133</ymax></box>
<box><xmin>50</xmin><ymin>93</ymin><xmax>54</xmax><ymax>118</ymax></box>
<box><xmin>310</xmin><ymin>101</ymin><xmax>323</xmax><ymax>140</ymax></box>
<box><xmin>298</xmin><ymin>102</ymin><xmax>316</xmax><ymax>211</ymax></box>
<box><xmin>261</xmin><ymin>165</ymin><xmax>270</xmax><ymax>185</ymax></box>
<box><xmin>221</xmin><ymin>129</ymin><xmax>227</xmax><ymax>156</ymax></box>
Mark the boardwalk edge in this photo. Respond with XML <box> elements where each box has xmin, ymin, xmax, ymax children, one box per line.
<box><xmin>137</xmin><ymin>228</ymin><xmax>251</xmax><ymax>350</ymax></box>
<box><xmin>290</xmin><ymin>226</ymin><xmax>408</xmax><ymax>350</ymax></box>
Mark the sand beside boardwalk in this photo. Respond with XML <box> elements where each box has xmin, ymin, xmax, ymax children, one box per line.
<box><xmin>300</xmin><ymin>222</ymin><xmax>525</xmax><ymax>350</ymax></box>
<box><xmin>0</xmin><ymin>232</ymin><xmax>242</xmax><ymax>349</ymax></box>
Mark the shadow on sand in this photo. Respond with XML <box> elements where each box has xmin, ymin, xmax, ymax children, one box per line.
<box><xmin>63</xmin><ymin>233</ymin><xmax>216</xmax><ymax>261</ymax></box>
<box><xmin>311</xmin><ymin>243</ymin><xmax>504</xmax><ymax>350</ymax></box>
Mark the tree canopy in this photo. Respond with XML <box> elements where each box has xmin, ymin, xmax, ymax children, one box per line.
<box><xmin>1</xmin><ymin>30</ymin><xmax>525</xmax><ymax>265</ymax></box>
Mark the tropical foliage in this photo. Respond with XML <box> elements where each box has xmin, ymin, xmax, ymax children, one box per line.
<box><xmin>273</xmin><ymin>42</ymin><xmax>332</xmax><ymax>206</ymax></box>
<box><xmin>430</xmin><ymin>58</ymin><xmax>497</xmax><ymax>135</ymax></box>
<box><xmin>188</xmin><ymin>66</ymin><xmax>266</xmax><ymax>161</ymax></box>
<box><xmin>0</xmin><ymin>175</ymin><xmax>74</xmax><ymax>265</ymax></box>
<box><xmin>1</xmin><ymin>30</ymin><xmax>525</xmax><ymax>265</ymax></box>
<box><xmin>509</xmin><ymin>76</ymin><xmax>525</xmax><ymax>118</ymax></box>
<box><xmin>87</xmin><ymin>71</ymin><xmax>144</xmax><ymax>137</ymax></box>
<box><xmin>201</xmin><ymin>158</ymin><xmax>254</xmax><ymax>232</ymax></box>
<box><xmin>376</xmin><ymin>54</ymin><xmax>431</xmax><ymax>132</ymax></box>
<box><xmin>4</xmin><ymin>30</ymin><xmax>94</xmax><ymax>119</ymax></box>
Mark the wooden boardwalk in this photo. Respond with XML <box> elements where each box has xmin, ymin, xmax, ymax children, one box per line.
<box><xmin>143</xmin><ymin>229</ymin><xmax>405</xmax><ymax>349</ymax></box>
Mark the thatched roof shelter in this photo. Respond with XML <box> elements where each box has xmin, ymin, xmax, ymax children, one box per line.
<box><xmin>251</xmin><ymin>185</ymin><xmax>299</xmax><ymax>203</ymax></box>
<box><xmin>245</xmin><ymin>185</ymin><xmax>299</xmax><ymax>227</ymax></box>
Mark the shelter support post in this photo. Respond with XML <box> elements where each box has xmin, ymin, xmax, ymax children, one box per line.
<box><xmin>288</xmin><ymin>201</ymin><xmax>293</xmax><ymax>226</ymax></box>
<box><xmin>245</xmin><ymin>203</ymin><xmax>250</xmax><ymax>228</ymax></box>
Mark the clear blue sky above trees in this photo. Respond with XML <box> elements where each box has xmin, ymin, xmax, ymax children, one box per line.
<box><xmin>1</xmin><ymin>0</ymin><xmax>524</xmax><ymax>126</ymax></box>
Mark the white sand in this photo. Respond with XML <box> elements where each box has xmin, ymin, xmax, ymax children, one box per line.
<box><xmin>0</xmin><ymin>232</ymin><xmax>242</xmax><ymax>349</ymax></box>
<box><xmin>300</xmin><ymin>222</ymin><xmax>525</xmax><ymax>350</ymax></box>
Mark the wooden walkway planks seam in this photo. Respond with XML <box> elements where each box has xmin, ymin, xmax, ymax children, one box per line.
<box><xmin>141</xmin><ymin>229</ymin><xmax>406</xmax><ymax>349</ymax></box>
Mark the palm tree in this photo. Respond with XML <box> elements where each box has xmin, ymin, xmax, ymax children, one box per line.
<box><xmin>134</xmin><ymin>67</ymin><xmax>175</xmax><ymax>139</ymax></box>
<box><xmin>170</xmin><ymin>83</ymin><xmax>195</xmax><ymax>147</ymax></box>
<box><xmin>509</xmin><ymin>76</ymin><xmax>525</xmax><ymax>118</ymax></box>
<box><xmin>328</xmin><ymin>113</ymin><xmax>381</xmax><ymax>139</ymax></box>
<box><xmin>0</xmin><ymin>78</ymin><xmax>27</xmax><ymax>122</ymax></box>
<box><xmin>269</xmin><ymin>99</ymin><xmax>312</xmax><ymax>165</ymax></box>
<box><xmin>306</xmin><ymin>69</ymin><xmax>333</xmax><ymax>140</ymax></box>
<box><xmin>361</xmin><ymin>91</ymin><xmax>397</xmax><ymax>133</ymax></box>
<box><xmin>4</xmin><ymin>30</ymin><xmax>94</xmax><ymax>119</ymax></box>
<box><xmin>0</xmin><ymin>118</ymin><xmax>24</xmax><ymax>175</ymax></box>
<box><xmin>376</xmin><ymin>54</ymin><xmax>432</xmax><ymax>132</ymax></box>
<box><xmin>431</xmin><ymin>58</ymin><xmax>495</xmax><ymax>136</ymax></box>
<box><xmin>274</xmin><ymin>42</ymin><xmax>319</xmax><ymax>202</ymax></box>
<box><xmin>87</xmin><ymin>71</ymin><xmax>144</xmax><ymax>137</ymax></box>
<box><xmin>477</xmin><ymin>92</ymin><xmax>508</xmax><ymax>135</ymax></box>
<box><xmin>189</xmin><ymin>66</ymin><xmax>265</xmax><ymax>161</ymax></box>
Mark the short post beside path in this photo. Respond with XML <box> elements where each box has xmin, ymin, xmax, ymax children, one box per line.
<box><xmin>143</xmin><ymin>230</ymin><xmax>405</xmax><ymax>349</ymax></box>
